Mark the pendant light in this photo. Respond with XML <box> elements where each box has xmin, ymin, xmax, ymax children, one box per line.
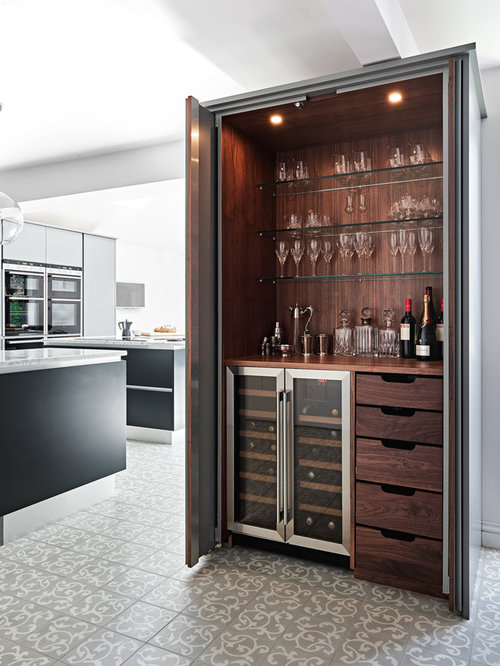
<box><xmin>0</xmin><ymin>192</ymin><xmax>24</xmax><ymax>244</ymax></box>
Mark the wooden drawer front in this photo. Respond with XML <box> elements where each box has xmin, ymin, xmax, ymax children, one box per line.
<box><xmin>356</xmin><ymin>481</ymin><xmax>442</xmax><ymax>539</ymax></box>
<box><xmin>356</xmin><ymin>525</ymin><xmax>442</xmax><ymax>592</ymax></box>
<box><xmin>356</xmin><ymin>438</ymin><xmax>442</xmax><ymax>491</ymax></box>
<box><xmin>356</xmin><ymin>405</ymin><xmax>442</xmax><ymax>445</ymax></box>
<box><xmin>356</xmin><ymin>373</ymin><xmax>443</xmax><ymax>411</ymax></box>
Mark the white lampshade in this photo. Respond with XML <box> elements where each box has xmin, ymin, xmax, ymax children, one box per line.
<box><xmin>0</xmin><ymin>192</ymin><xmax>24</xmax><ymax>244</ymax></box>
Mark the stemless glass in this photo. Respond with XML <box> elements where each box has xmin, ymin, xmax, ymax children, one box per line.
<box><xmin>321</xmin><ymin>239</ymin><xmax>334</xmax><ymax>273</ymax></box>
<box><xmin>290</xmin><ymin>239</ymin><xmax>305</xmax><ymax>277</ymax></box>
<box><xmin>306</xmin><ymin>238</ymin><xmax>321</xmax><ymax>276</ymax></box>
<box><xmin>407</xmin><ymin>231</ymin><xmax>417</xmax><ymax>272</ymax></box>
<box><xmin>333</xmin><ymin>153</ymin><xmax>350</xmax><ymax>174</ymax></box>
<box><xmin>275</xmin><ymin>240</ymin><xmax>289</xmax><ymax>278</ymax></box>
<box><xmin>387</xmin><ymin>144</ymin><xmax>406</xmax><ymax>168</ymax></box>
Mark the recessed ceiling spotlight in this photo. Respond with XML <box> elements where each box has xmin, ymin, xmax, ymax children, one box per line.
<box><xmin>270</xmin><ymin>114</ymin><xmax>283</xmax><ymax>125</ymax></box>
<box><xmin>388</xmin><ymin>91</ymin><xmax>403</xmax><ymax>104</ymax></box>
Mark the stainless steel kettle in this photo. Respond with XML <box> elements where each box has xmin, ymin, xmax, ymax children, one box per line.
<box><xmin>118</xmin><ymin>319</ymin><xmax>133</xmax><ymax>339</ymax></box>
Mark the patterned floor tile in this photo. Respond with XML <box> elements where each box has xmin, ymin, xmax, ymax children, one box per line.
<box><xmin>123</xmin><ymin>644</ymin><xmax>193</xmax><ymax>665</ymax></box>
<box><xmin>150</xmin><ymin>613</ymin><xmax>225</xmax><ymax>660</ymax></box>
<box><xmin>0</xmin><ymin>636</ymin><xmax>55</xmax><ymax>665</ymax></box>
<box><xmin>408</xmin><ymin>613</ymin><xmax>474</xmax><ymax>660</ymax></box>
<box><xmin>42</xmin><ymin>554</ymin><xmax>128</xmax><ymax>588</ymax></box>
<box><xmin>401</xmin><ymin>645</ymin><xmax>468</xmax><ymax>665</ymax></box>
<box><xmin>19</xmin><ymin>614</ymin><xmax>98</xmax><ymax>659</ymax></box>
<box><xmin>106</xmin><ymin>601</ymin><xmax>177</xmax><ymax>641</ymax></box>
<box><xmin>471</xmin><ymin>629</ymin><xmax>500</xmax><ymax>665</ymax></box>
<box><xmin>197</xmin><ymin>624</ymin><xmax>275</xmax><ymax>666</ymax></box>
<box><xmin>143</xmin><ymin>576</ymin><xmax>215</xmax><ymax>612</ymax></box>
<box><xmin>136</xmin><ymin>550</ymin><xmax>186</xmax><ymax>576</ymax></box>
<box><xmin>104</xmin><ymin>567</ymin><xmax>166</xmax><ymax>598</ymax></box>
<box><xmin>131</xmin><ymin>527</ymin><xmax>186</xmax><ymax>550</ymax></box>
<box><xmin>102</xmin><ymin>541</ymin><xmax>158</xmax><ymax>567</ymax></box>
<box><xmin>66</xmin><ymin>589</ymin><xmax>135</xmax><ymax>625</ymax></box>
<box><xmin>0</xmin><ymin>538</ymin><xmax>62</xmax><ymax>567</ymax></box>
<box><xmin>69</xmin><ymin>533</ymin><xmax>124</xmax><ymax>558</ymax></box>
<box><xmin>0</xmin><ymin>597</ymin><xmax>57</xmax><ymax>642</ymax></box>
<box><xmin>27</xmin><ymin>576</ymin><xmax>98</xmax><ymax>612</ymax></box>
<box><xmin>29</xmin><ymin>525</ymin><xmax>89</xmax><ymax>549</ymax></box>
<box><xmin>333</xmin><ymin>626</ymin><xmax>407</xmax><ymax>665</ymax></box>
<box><xmin>61</xmin><ymin>628</ymin><xmax>142</xmax><ymax>665</ymax></box>
<box><xmin>260</xmin><ymin>643</ymin><xmax>332</xmax><ymax>666</ymax></box>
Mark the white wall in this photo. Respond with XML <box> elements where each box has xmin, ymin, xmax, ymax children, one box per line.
<box><xmin>481</xmin><ymin>66</ymin><xmax>500</xmax><ymax>547</ymax></box>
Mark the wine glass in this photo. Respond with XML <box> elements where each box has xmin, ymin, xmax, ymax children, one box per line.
<box><xmin>364</xmin><ymin>233</ymin><xmax>376</xmax><ymax>273</ymax></box>
<box><xmin>398</xmin><ymin>229</ymin><xmax>408</xmax><ymax>272</ymax></box>
<box><xmin>290</xmin><ymin>239</ymin><xmax>305</xmax><ymax>277</ymax></box>
<box><xmin>321</xmin><ymin>239</ymin><xmax>334</xmax><ymax>273</ymax></box>
<box><xmin>359</xmin><ymin>191</ymin><xmax>367</xmax><ymax>213</ymax></box>
<box><xmin>354</xmin><ymin>232</ymin><xmax>367</xmax><ymax>273</ymax></box>
<box><xmin>407</xmin><ymin>231</ymin><xmax>417</xmax><ymax>272</ymax></box>
<box><xmin>337</xmin><ymin>233</ymin><xmax>354</xmax><ymax>275</ymax></box>
<box><xmin>418</xmin><ymin>227</ymin><xmax>431</xmax><ymax>271</ymax></box>
<box><xmin>275</xmin><ymin>240</ymin><xmax>289</xmax><ymax>278</ymax></box>
<box><xmin>389</xmin><ymin>231</ymin><xmax>399</xmax><ymax>273</ymax></box>
<box><xmin>306</xmin><ymin>238</ymin><xmax>321</xmax><ymax>276</ymax></box>
<box><xmin>425</xmin><ymin>230</ymin><xmax>435</xmax><ymax>271</ymax></box>
<box><xmin>345</xmin><ymin>192</ymin><xmax>355</xmax><ymax>215</ymax></box>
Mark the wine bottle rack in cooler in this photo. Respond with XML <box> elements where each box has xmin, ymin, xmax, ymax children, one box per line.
<box><xmin>227</xmin><ymin>366</ymin><xmax>350</xmax><ymax>555</ymax></box>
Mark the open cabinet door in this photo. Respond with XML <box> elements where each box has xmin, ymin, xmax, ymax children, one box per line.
<box><xmin>186</xmin><ymin>96</ymin><xmax>218</xmax><ymax>567</ymax></box>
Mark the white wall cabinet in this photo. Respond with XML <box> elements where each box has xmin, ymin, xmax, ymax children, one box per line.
<box><xmin>3</xmin><ymin>222</ymin><xmax>46</xmax><ymax>264</ymax></box>
<box><xmin>46</xmin><ymin>227</ymin><xmax>83</xmax><ymax>268</ymax></box>
<box><xmin>83</xmin><ymin>234</ymin><xmax>116</xmax><ymax>337</ymax></box>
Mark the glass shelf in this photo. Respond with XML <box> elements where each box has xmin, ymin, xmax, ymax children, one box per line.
<box><xmin>257</xmin><ymin>161</ymin><xmax>443</xmax><ymax>197</ymax></box>
<box><xmin>258</xmin><ymin>270</ymin><xmax>443</xmax><ymax>283</ymax></box>
<box><xmin>258</xmin><ymin>216</ymin><xmax>443</xmax><ymax>238</ymax></box>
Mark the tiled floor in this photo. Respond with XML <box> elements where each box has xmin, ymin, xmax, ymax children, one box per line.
<box><xmin>0</xmin><ymin>439</ymin><xmax>498</xmax><ymax>666</ymax></box>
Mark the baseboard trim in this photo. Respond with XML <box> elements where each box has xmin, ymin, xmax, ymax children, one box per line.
<box><xmin>482</xmin><ymin>521</ymin><xmax>500</xmax><ymax>549</ymax></box>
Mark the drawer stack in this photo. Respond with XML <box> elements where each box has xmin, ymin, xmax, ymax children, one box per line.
<box><xmin>354</xmin><ymin>372</ymin><xmax>444</xmax><ymax>597</ymax></box>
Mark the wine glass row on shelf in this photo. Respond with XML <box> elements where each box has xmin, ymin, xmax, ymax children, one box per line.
<box><xmin>273</xmin><ymin>227</ymin><xmax>441</xmax><ymax>279</ymax></box>
<box><xmin>274</xmin><ymin>142</ymin><xmax>435</xmax><ymax>183</ymax></box>
<box><xmin>258</xmin><ymin>160</ymin><xmax>443</xmax><ymax>195</ymax></box>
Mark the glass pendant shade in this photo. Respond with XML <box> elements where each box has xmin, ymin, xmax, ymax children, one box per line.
<box><xmin>0</xmin><ymin>192</ymin><xmax>24</xmax><ymax>244</ymax></box>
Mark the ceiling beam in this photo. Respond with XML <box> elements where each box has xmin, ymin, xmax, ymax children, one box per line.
<box><xmin>321</xmin><ymin>0</ymin><xmax>419</xmax><ymax>65</ymax></box>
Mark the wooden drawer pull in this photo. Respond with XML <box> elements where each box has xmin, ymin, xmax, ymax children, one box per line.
<box><xmin>381</xmin><ymin>439</ymin><xmax>417</xmax><ymax>451</ymax></box>
<box><xmin>380</xmin><ymin>374</ymin><xmax>416</xmax><ymax>384</ymax></box>
<box><xmin>380</xmin><ymin>484</ymin><xmax>416</xmax><ymax>496</ymax></box>
<box><xmin>381</xmin><ymin>406</ymin><xmax>415</xmax><ymax>417</ymax></box>
<box><xmin>381</xmin><ymin>529</ymin><xmax>416</xmax><ymax>542</ymax></box>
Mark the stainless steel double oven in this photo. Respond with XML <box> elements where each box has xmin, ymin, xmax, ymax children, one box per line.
<box><xmin>3</xmin><ymin>262</ymin><xmax>82</xmax><ymax>349</ymax></box>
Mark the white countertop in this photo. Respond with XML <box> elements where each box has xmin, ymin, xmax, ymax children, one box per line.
<box><xmin>0</xmin><ymin>347</ymin><xmax>127</xmax><ymax>375</ymax></box>
<box><xmin>46</xmin><ymin>337</ymin><xmax>185</xmax><ymax>351</ymax></box>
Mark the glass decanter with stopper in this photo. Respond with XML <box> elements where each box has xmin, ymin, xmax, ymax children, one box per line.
<box><xmin>334</xmin><ymin>308</ymin><xmax>353</xmax><ymax>355</ymax></box>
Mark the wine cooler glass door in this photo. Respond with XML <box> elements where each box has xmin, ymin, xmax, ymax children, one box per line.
<box><xmin>285</xmin><ymin>369</ymin><xmax>351</xmax><ymax>556</ymax></box>
<box><xmin>227</xmin><ymin>367</ymin><xmax>286</xmax><ymax>542</ymax></box>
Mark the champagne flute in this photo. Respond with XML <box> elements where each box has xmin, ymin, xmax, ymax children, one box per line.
<box><xmin>275</xmin><ymin>240</ymin><xmax>289</xmax><ymax>278</ymax></box>
<box><xmin>398</xmin><ymin>229</ymin><xmax>408</xmax><ymax>272</ymax></box>
<box><xmin>418</xmin><ymin>227</ymin><xmax>431</xmax><ymax>271</ymax></box>
<box><xmin>306</xmin><ymin>238</ymin><xmax>321</xmax><ymax>276</ymax></box>
<box><xmin>389</xmin><ymin>231</ymin><xmax>399</xmax><ymax>273</ymax></box>
<box><xmin>290</xmin><ymin>239</ymin><xmax>305</xmax><ymax>277</ymax></box>
<box><xmin>407</xmin><ymin>231</ymin><xmax>417</xmax><ymax>272</ymax></box>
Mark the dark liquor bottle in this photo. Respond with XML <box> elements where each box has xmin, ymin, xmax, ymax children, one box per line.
<box><xmin>436</xmin><ymin>297</ymin><xmax>444</xmax><ymax>359</ymax></box>
<box><xmin>400</xmin><ymin>298</ymin><xmax>416</xmax><ymax>358</ymax></box>
<box><xmin>416</xmin><ymin>294</ymin><xmax>438</xmax><ymax>361</ymax></box>
<box><xmin>421</xmin><ymin>286</ymin><xmax>437</xmax><ymax>326</ymax></box>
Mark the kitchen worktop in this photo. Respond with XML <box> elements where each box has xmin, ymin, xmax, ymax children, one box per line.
<box><xmin>0</xmin><ymin>347</ymin><xmax>126</xmax><ymax>375</ymax></box>
<box><xmin>46</xmin><ymin>336</ymin><xmax>185</xmax><ymax>351</ymax></box>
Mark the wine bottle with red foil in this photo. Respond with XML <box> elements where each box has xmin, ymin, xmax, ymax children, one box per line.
<box><xmin>400</xmin><ymin>298</ymin><xmax>416</xmax><ymax>358</ymax></box>
<box><xmin>416</xmin><ymin>294</ymin><xmax>438</xmax><ymax>361</ymax></box>
<box><xmin>436</xmin><ymin>297</ymin><xmax>444</xmax><ymax>359</ymax></box>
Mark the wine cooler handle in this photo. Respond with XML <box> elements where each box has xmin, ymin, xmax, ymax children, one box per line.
<box><xmin>283</xmin><ymin>390</ymin><xmax>289</xmax><ymax>528</ymax></box>
<box><xmin>276</xmin><ymin>390</ymin><xmax>284</xmax><ymax>528</ymax></box>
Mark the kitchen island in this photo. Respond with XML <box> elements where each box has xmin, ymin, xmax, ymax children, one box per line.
<box><xmin>46</xmin><ymin>337</ymin><xmax>185</xmax><ymax>443</ymax></box>
<box><xmin>0</xmin><ymin>347</ymin><xmax>126</xmax><ymax>544</ymax></box>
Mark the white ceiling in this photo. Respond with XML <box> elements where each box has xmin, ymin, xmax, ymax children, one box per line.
<box><xmin>2</xmin><ymin>0</ymin><xmax>500</xmax><ymax>172</ymax></box>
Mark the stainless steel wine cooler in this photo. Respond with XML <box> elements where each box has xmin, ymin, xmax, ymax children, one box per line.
<box><xmin>227</xmin><ymin>366</ymin><xmax>351</xmax><ymax>556</ymax></box>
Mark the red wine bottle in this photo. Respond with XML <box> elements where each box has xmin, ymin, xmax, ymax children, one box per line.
<box><xmin>416</xmin><ymin>294</ymin><xmax>438</xmax><ymax>361</ymax></box>
<box><xmin>436</xmin><ymin>297</ymin><xmax>444</xmax><ymax>359</ymax></box>
<box><xmin>400</xmin><ymin>298</ymin><xmax>416</xmax><ymax>358</ymax></box>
